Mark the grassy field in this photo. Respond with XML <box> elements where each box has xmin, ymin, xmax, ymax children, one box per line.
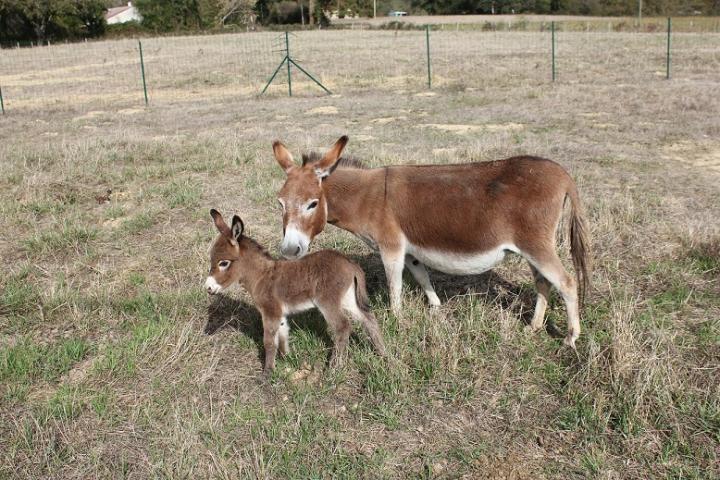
<box><xmin>1</xmin><ymin>28</ymin><xmax>719</xmax><ymax>479</ymax></box>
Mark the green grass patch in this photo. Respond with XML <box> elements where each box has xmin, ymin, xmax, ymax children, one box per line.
<box><xmin>21</xmin><ymin>199</ymin><xmax>67</xmax><ymax>216</ymax></box>
<box><xmin>162</xmin><ymin>180</ymin><xmax>202</xmax><ymax>209</ymax></box>
<box><xmin>0</xmin><ymin>269</ymin><xmax>40</xmax><ymax>318</ymax></box>
<box><xmin>93</xmin><ymin>290</ymin><xmax>202</xmax><ymax>378</ymax></box>
<box><xmin>104</xmin><ymin>204</ymin><xmax>125</xmax><ymax>220</ymax></box>
<box><xmin>0</xmin><ymin>338</ymin><xmax>91</xmax><ymax>383</ymax></box>
<box><xmin>22</xmin><ymin>221</ymin><xmax>97</xmax><ymax>256</ymax></box>
<box><xmin>41</xmin><ymin>385</ymin><xmax>85</xmax><ymax>422</ymax></box>
<box><xmin>121</xmin><ymin>211</ymin><xmax>157</xmax><ymax>234</ymax></box>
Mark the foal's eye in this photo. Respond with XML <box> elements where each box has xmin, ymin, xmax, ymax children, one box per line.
<box><xmin>218</xmin><ymin>260</ymin><xmax>230</xmax><ymax>269</ymax></box>
<box><xmin>277</xmin><ymin>199</ymin><xmax>285</xmax><ymax>211</ymax></box>
<box><xmin>307</xmin><ymin>200</ymin><xmax>319</xmax><ymax>211</ymax></box>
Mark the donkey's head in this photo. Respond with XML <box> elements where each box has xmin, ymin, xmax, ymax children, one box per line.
<box><xmin>273</xmin><ymin>135</ymin><xmax>348</xmax><ymax>259</ymax></box>
<box><xmin>205</xmin><ymin>209</ymin><xmax>245</xmax><ymax>295</ymax></box>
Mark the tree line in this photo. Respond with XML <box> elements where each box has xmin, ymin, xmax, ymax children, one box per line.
<box><xmin>1</xmin><ymin>0</ymin><xmax>718</xmax><ymax>43</ymax></box>
<box><xmin>411</xmin><ymin>0</ymin><xmax>718</xmax><ymax>16</ymax></box>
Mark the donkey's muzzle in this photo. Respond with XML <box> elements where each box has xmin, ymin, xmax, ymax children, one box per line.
<box><xmin>280</xmin><ymin>226</ymin><xmax>309</xmax><ymax>259</ymax></box>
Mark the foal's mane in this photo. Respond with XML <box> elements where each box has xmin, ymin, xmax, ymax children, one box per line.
<box><xmin>242</xmin><ymin>236</ymin><xmax>274</xmax><ymax>260</ymax></box>
<box><xmin>301</xmin><ymin>151</ymin><xmax>367</xmax><ymax>169</ymax></box>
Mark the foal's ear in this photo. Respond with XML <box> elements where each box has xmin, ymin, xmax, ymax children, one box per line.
<box><xmin>231</xmin><ymin>215</ymin><xmax>244</xmax><ymax>242</ymax></box>
<box><xmin>272</xmin><ymin>140</ymin><xmax>295</xmax><ymax>173</ymax></box>
<box><xmin>210</xmin><ymin>209</ymin><xmax>233</xmax><ymax>238</ymax></box>
<box><xmin>314</xmin><ymin>135</ymin><xmax>349</xmax><ymax>179</ymax></box>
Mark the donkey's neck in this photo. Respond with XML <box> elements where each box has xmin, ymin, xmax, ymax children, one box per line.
<box><xmin>323</xmin><ymin>168</ymin><xmax>383</xmax><ymax>234</ymax></box>
<box><xmin>236</xmin><ymin>238</ymin><xmax>275</xmax><ymax>296</ymax></box>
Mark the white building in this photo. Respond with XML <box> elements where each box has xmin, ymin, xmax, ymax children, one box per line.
<box><xmin>105</xmin><ymin>2</ymin><xmax>142</xmax><ymax>25</ymax></box>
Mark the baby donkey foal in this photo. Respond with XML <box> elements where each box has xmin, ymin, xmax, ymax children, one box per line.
<box><xmin>205</xmin><ymin>209</ymin><xmax>386</xmax><ymax>376</ymax></box>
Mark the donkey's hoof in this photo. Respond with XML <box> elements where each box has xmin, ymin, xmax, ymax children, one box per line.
<box><xmin>563</xmin><ymin>335</ymin><xmax>578</xmax><ymax>350</ymax></box>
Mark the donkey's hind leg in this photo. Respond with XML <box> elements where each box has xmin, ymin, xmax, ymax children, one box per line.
<box><xmin>526</xmin><ymin>264</ymin><xmax>552</xmax><ymax>332</ymax></box>
<box><xmin>405</xmin><ymin>255</ymin><xmax>441</xmax><ymax>307</ymax></box>
<box><xmin>526</xmin><ymin>249</ymin><xmax>581</xmax><ymax>349</ymax></box>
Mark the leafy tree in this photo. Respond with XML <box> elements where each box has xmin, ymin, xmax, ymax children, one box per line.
<box><xmin>135</xmin><ymin>0</ymin><xmax>224</xmax><ymax>30</ymax></box>
<box><xmin>0</xmin><ymin>0</ymin><xmax>106</xmax><ymax>42</ymax></box>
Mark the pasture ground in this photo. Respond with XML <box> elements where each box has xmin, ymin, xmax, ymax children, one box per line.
<box><xmin>1</xmin><ymin>30</ymin><xmax>719</xmax><ymax>479</ymax></box>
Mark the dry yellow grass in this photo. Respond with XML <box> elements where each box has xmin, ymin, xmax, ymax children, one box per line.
<box><xmin>0</xmin><ymin>26</ymin><xmax>719</xmax><ymax>479</ymax></box>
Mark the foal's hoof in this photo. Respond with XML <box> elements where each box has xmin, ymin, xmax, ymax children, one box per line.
<box><xmin>329</xmin><ymin>357</ymin><xmax>346</xmax><ymax>369</ymax></box>
<box><xmin>524</xmin><ymin>323</ymin><xmax>543</xmax><ymax>333</ymax></box>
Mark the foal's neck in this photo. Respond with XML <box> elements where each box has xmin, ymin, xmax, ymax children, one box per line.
<box><xmin>236</xmin><ymin>237</ymin><xmax>275</xmax><ymax>294</ymax></box>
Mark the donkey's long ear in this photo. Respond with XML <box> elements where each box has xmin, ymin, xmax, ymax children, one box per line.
<box><xmin>210</xmin><ymin>209</ymin><xmax>233</xmax><ymax>239</ymax></box>
<box><xmin>231</xmin><ymin>215</ymin><xmax>244</xmax><ymax>242</ymax></box>
<box><xmin>314</xmin><ymin>135</ymin><xmax>348</xmax><ymax>179</ymax></box>
<box><xmin>273</xmin><ymin>140</ymin><xmax>295</xmax><ymax>173</ymax></box>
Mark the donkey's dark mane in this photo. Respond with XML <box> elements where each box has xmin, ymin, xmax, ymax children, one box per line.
<box><xmin>301</xmin><ymin>151</ymin><xmax>367</xmax><ymax>169</ymax></box>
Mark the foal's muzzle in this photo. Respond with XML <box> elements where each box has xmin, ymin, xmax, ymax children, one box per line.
<box><xmin>204</xmin><ymin>276</ymin><xmax>222</xmax><ymax>295</ymax></box>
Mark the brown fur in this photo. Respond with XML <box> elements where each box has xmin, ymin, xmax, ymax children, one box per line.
<box><xmin>205</xmin><ymin>209</ymin><xmax>386</xmax><ymax>376</ymax></box>
<box><xmin>272</xmin><ymin>137</ymin><xmax>591</xmax><ymax>348</ymax></box>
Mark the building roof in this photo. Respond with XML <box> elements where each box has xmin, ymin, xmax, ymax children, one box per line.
<box><xmin>106</xmin><ymin>5</ymin><xmax>132</xmax><ymax>20</ymax></box>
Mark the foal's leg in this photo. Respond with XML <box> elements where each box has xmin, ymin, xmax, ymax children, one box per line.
<box><xmin>526</xmin><ymin>264</ymin><xmax>552</xmax><ymax>332</ymax></box>
<box><xmin>341</xmin><ymin>288</ymin><xmax>387</xmax><ymax>356</ymax></box>
<box><xmin>278</xmin><ymin>317</ymin><xmax>290</xmax><ymax>356</ymax></box>
<box><xmin>261</xmin><ymin>315</ymin><xmax>281</xmax><ymax>375</ymax></box>
<box><xmin>527</xmin><ymin>250</ymin><xmax>581</xmax><ymax>349</ymax></box>
<box><xmin>318</xmin><ymin>304</ymin><xmax>352</xmax><ymax>367</ymax></box>
<box><xmin>405</xmin><ymin>255</ymin><xmax>441</xmax><ymax>307</ymax></box>
<box><xmin>380</xmin><ymin>247</ymin><xmax>406</xmax><ymax>316</ymax></box>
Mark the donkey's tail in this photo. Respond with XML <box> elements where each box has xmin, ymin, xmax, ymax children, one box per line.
<box><xmin>567</xmin><ymin>183</ymin><xmax>591</xmax><ymax>310</ymax></box>
<box><xmin>353</xmin><ymin>267</ymin><xmax>372</xmax><ymax>313</ymax></box>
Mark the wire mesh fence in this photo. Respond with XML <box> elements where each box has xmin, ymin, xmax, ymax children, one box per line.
<box><xmin>0</xmin><ymin>20</ymin><xmax>718</xmax><ymax>113</ymax></box>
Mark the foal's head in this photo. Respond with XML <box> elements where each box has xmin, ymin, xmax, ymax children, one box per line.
<box><xmin>273</xmin><ymin>136</ymin><xmax>348</xmax><ymax>259</ymax></box>
<box><xmin>205</xmin><ymin>209</ymin><xmax>245</xmax><ymax>295</ymax></box>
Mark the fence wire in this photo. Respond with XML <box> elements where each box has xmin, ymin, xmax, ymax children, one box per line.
<box><xmin>0</xmin><ymin>22</ymin><xmax>719</xmax><ymax>113</ymax></box>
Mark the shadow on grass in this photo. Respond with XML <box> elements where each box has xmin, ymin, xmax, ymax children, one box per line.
<box><xmin>205</xmin><ymin>293</ymin><xmax>337</xmax><ymax>363</ymax></box>
<box><xmin>347</xmin><ymin>252</ymin><xmax>564</xmax><ymax>338</ymax></box>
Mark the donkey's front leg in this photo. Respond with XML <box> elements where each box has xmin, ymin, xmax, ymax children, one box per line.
<box><xmin>380</xmin><ymin>248</ymin><xmax>405</xmax><ymax>316</ymax></box>
<box><xmin>405</xmin><ymin>255</ymin><xmax>441</xmax><ymax>307</ymax></box>
<box><xmin>261</xmin><ymin>316</ymin><xmax>281</xmax><ymax>376</ymax></box>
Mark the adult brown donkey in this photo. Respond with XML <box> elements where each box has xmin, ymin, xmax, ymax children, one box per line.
<box><xmin>272</xmin><ymin>136</ymin><xmax>590</xmax><ymax>348</ymax></box>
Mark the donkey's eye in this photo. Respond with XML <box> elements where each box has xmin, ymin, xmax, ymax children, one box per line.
<box><xmin>307</xmin><ymin>200</ymin><xmax>319</xmax><ymax>211</ymax></box>
<box><xmin>218</xmin><ymin>260</ymin><xmax>231</xmax><ymax>269</ymax></box>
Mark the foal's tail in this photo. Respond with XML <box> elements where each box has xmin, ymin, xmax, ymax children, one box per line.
<box><xmin>353</xmin><ymin>267</ymin><xmax>372</xmax><ymax>313</ymax></box>
<box><xmin>567</xmin><ymin>183</ymin><xmax>591</xmax><ymax>310</ymax></box>
<box><xmin>352</xmin><ymin>266</ymin><xmax>387</xmax><ymax>356</ymax></box>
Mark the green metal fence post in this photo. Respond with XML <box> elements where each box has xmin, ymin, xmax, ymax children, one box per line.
<box><xmin>285</xmin><ymin>31</ymin><xmax>292</xmax><ymax>97</ymax></box>
<box><xmin>288</xmin><ymin>59</ymin><xmax>331</xmax><ymax>94</ymax></box>
<box><xmin>138</xmin><ymin>40</ymin><xmax>149</xmax><ymax>106</ymax></box>
<box><xmin>666</xmin><ymin>17</ymin><xmax>671</xmax><ymax>80</ymax></box>
<box><xmin>261</xmin><ymin>31</ymin><xmax>329</xmax><ymax>96</ymax></box>
<box><xmin>0</xmin><ymin>85</ymin><xmax>5</xmax><ymax>114</ymax></box>
<box><xmin>551</xmin><ymin>21</ymin><xmax>556</xmax><ymax>82</ymax></box>
<box><xmin>425</xmin><ymin>25</ymin><xmax>432</xmax><ymax>89</ymax></box>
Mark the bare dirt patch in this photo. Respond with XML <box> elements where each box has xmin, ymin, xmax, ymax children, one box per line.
<box><xmin>305</xmin><ymin>106</ymin><xmax>339</xmax><ymax>115</ymax></box>
<box><xmin>664</xmin><ymin>142</ymin><xmax>720</xmax><ymax>173</ymax></box>
<box><xmin>419</xmin><ymin>122</ymin><xmax>525</xmax><ymax>134</ymax></box>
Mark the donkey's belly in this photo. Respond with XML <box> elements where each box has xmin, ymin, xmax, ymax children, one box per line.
<box><xmin>406</xmin><ymin>243</ymin><xmax>518</xmax><ymax>275</ymax></box>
